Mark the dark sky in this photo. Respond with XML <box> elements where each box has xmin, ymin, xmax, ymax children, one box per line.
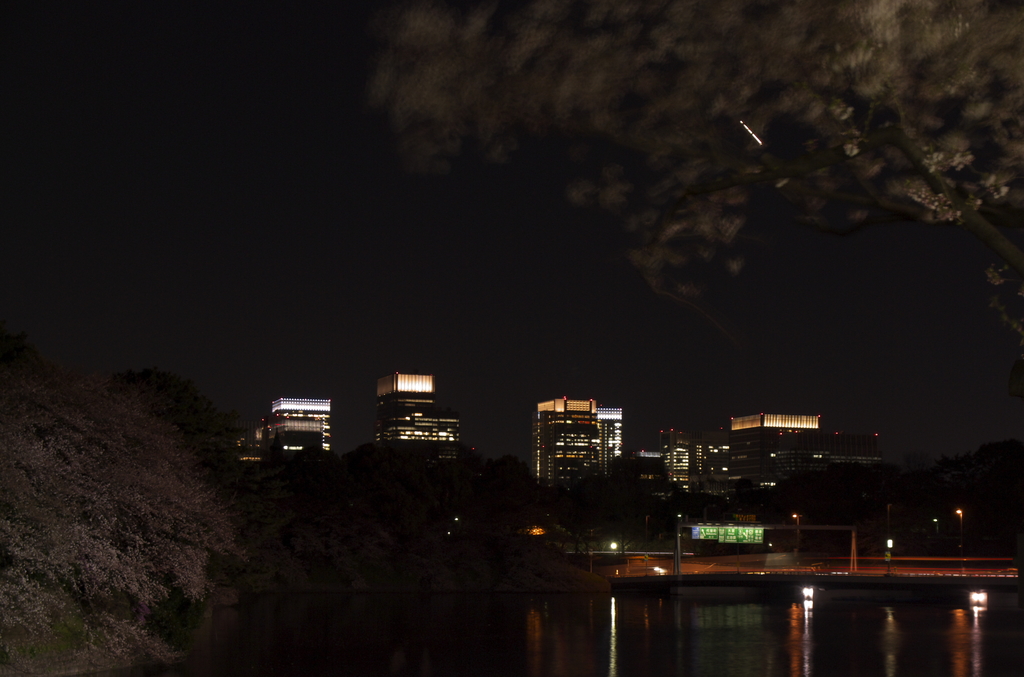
<box><xmin>3</xmin><ymin>2</ymin><xmax>1021</xmax><ymax>465</ymax></box>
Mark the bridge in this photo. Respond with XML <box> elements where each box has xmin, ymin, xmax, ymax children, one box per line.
<box><xmin>591</xmin><ymin>552</ymin><xmax>1015</xmax><ymax>576</ymax></box>
<box><xmin>609</xmin><ymin>570</ymin><xmax>1020</xmax><ymax>606</ymax></box>
<box><xmin>592</xmin><ymin>552</ymin><xmax>1020</xmax><ymax>606</ymax></box>
<box><xmin>592</xmin><ymin>522</ymin><xmax>1022</xmax><ymax>606</ymax></box>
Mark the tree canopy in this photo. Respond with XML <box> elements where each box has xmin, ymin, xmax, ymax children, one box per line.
<box><xmin>113</xmin><ymin>369</ymin><xmax>245</xmax><ymax>487</ymax></box>
<box><xmin>371</xmin><ymin>0</ymin><xmax>1024</xmax><ymax>328</ymax></box>
<box><xmin>0</xmin><ymin>340</ymin><xmax>235</xmax><ymax>664</ymax></box>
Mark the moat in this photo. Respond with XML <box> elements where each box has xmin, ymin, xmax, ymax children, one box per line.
<box><xmin>87</xmin><ymin>591</ymin><xmax>1024</xmax><ymax>677</ymax></box>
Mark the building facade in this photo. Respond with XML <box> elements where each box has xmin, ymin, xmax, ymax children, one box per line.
<box><xmin>775</xmin><ymin>431</ymin><xmax>881</xmax><ymax>477</ymax></box>
<box><xmin>625</xmin><ymin>449</ymin><xmax>669</xmax><ymax>486</ymax></box>
<box><xmin>265</xmin><ymin>398</ymin><xmax>332</xmax><ymax>459</ymax></box>
<box><xmin>596</xmin><ymin>406</ymin><xmax>623</xmax><ymax>475</ymax></box>
<box><xmin>236</xmin><ymin>419</ymin><xmax>264</xmax><ymax>461</ymax></box>
<box><xmin>659</xmin><ymin>429</ymin><xmax>730</xmax><ymax>492</ymax></box>
<box><xmin>729</xmin><ymin>413</ymin><xmax>820</xmax><ymax>486</ymax></box>
<box><xmin>375</xmin><ymin>373</ymin><xmax>460</xmax><ymax>456</ymax></box>
<box><xmin>532</xmin><ymin>398</ymin><xmax>600</xmax><ymax>486</ymax></box>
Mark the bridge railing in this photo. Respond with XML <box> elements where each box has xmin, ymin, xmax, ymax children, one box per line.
<box><xmin>596</xmin><ymin>555</ymin><xmax>1016</xmax><ymax>578</ymax></box>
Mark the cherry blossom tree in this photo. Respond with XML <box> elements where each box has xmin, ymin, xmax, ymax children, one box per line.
<box><xmin>0</xmin><ymin>352</ymin><xmax>235</xmax><ymax>665</ymax></box>
<box><xmin>370</xmin><ymin>0</ymin><xmax>1024</xmax><ymax>333</ymax></box>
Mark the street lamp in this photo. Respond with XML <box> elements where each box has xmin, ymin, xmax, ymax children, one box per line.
<box><xmin>792</xmin><ymin>514</ymin><xmax>802</xmax><ymax>554</ymax></box>
<box><xmin>956</xmin><ymin>509</ymin><xmax>964</xmax><ymax>573</ymax></box>
<box><xmin>886</xmin><ymin>504</ymin><xmax>893</xmax><ymax>575</ymax></box>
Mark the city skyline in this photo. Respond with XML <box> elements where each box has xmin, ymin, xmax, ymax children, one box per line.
<box><xmin>3</xmin><ymin>2</ymin><xmax>1021</xmax><ymax>466</ymax></box>
<box><xmin>242</xmin><ymin>383</ymin><xmax>894</xmax><ymax>471</ymax></box>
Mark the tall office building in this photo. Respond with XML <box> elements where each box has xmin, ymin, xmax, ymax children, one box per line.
<box><xmin>596</xmin><ymin>407</ymin><xmax>623</xmax><ymax>474</ymax></box>
<box><xmin>729</xmin><ymin>413</ymin><xmax>819</xmax><ymax>486</ymax></box>
<box><xmin>775</xmin><ymin>431</ymin><xmax>881</xmax><ymax>478</ymax></box>
<box><xmin>266</xmin><ymin>398</ymin><xmax>331</xmax><ymax>458</ymax></box>
<box><xmin>236</xmin><ymin>419</ymin><xmax>265</xmax><ymax>462</ymax></box>
<box><xmin>659</xmin><ymin>429</ymin><xmax>729</xmax><ymax>491</ymax></box>
<box><xmin>375</xmin><ymin>373</ymin><xmax>460</xmax><ymax>456</ymax></box>
<box><xmin>532</xmin><ymin>398</ymin><xmax>600</xmax><ymax>486</ymax></box>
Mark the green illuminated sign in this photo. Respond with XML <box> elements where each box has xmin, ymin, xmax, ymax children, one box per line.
<box><xmin>699</xmin><ymin>527</ymin><xmax>720</xmax><ymax>540</ymax></box>
<box><xmin>693</xmin><ymin>526</ymin><xmax>763</xmax><ymax>543</ymax></box>
<box><xmin>737</xmin><ymin>527</ymin><xmax>764</xmax><ymax>544</ymax></box>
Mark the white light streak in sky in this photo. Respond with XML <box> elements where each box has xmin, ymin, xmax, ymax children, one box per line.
<box><xmin>740</xmin><ymin>120</ymin><xmax>763</xmax><ymax>145</ymax></box>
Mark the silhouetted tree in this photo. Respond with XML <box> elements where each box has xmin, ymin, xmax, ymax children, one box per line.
<box><xmin>113</xmin><ymin>368</ymin><xmax>242</xmax><ymax>482</ymax></box>
<box><xmin>931</xmin><ymin>439</ymin><xmax>1024</xmax><ymax>554</ymax></box>
<box><xmin>0</xmin><ymin>321</ymin><xmax>42</xmax><ymax>366</ymax></box>
<box><xmin>471</xmin><ymin>455</ymin><xmax>558</xmax><ymax>533</ymax></box>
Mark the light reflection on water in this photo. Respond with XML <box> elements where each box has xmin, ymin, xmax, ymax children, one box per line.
<box><xmin>947</xmin><ymin>607</ymin><xmax>983</xmax><ymax>677</ymax></box>
<box><xmin>882</xmin><ymin>606</ymin><xmax>899</xmax><ymax>677</ymax></box>
<box><xmin>607</xmin><ymin>596</ymin><xmax>617</xmax><ymax>677</ymax></box>
<box><xmin>93</xmin><ymin>592</ymin><xmax>1023</xmax><ymax>677</ymax></box>
<box><xmin>785</xmin><ymin>600</ymin><xmax>812</xmax><ymax>677</ymax></box>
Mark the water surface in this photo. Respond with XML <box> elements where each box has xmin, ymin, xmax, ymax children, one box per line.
<box><xmin>102</xmin><ymin>592</ymin><xmax>1024</xmax><ymax>677</ymax></box>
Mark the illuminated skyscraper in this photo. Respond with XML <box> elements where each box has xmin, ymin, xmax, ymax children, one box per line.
<box><xmin>532</xmin><ymin>398</ymin><xmax>600</xmax><ymax>486</ymax></box>
<box><xmin>265</xmin><ymin>398</ymin><xmax>331</xmax><ymax>458</ymax></box>
<box><xmin>659</xmin><ymin>429</ymin><xmax>729</xmax><ymax>491</ymax></box>
<box><xmin>596</xmin><ymin>406</ymin><xmax>623</xmax><ymax>474</ymax></box>
<box><xmin>375</xmin><ymin>373</ymin><xmax>460</xmax><ymax>456</ymax></box>
<box><xmin>729</xmin><ymin>413</ymin><xmax>819</xmax><ymax>486</ymax></box>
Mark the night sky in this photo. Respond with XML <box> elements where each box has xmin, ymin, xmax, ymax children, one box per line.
<box><xmin>3</xmin><ymin>2</ymin><xmax>1021</xmax><ymax>464</ymax></box>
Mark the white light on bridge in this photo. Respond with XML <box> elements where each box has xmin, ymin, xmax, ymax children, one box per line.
<box><xmin>802</xmin><ymin>587</ymin><xmax>814</xmax><ymax>600</ymax></box>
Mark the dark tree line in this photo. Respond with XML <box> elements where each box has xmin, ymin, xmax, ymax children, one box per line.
<box><xmin>758</xmin><ymin>442</ymin><xmax>1024</xmax><ymax>558</ymax></box>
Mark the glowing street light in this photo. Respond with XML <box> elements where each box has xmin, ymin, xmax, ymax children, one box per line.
<box><xmin>674</xmin><ymin>514</ymin><xmax>683</xmax><ymax>576</ymax></box>
<box><xmin>956</xmin><ymin>509</ymin><xmax>964</xmax><ymax>573</ymax></box>
<box><xmin>886</xmin><ymin>504</ymin><xmax>893</xmax><ymax>575</ymax></box>
<box><xmin>792</xmin><ymin>514</ymin><xmax>802</xmax><ymax>553</ymax></box>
